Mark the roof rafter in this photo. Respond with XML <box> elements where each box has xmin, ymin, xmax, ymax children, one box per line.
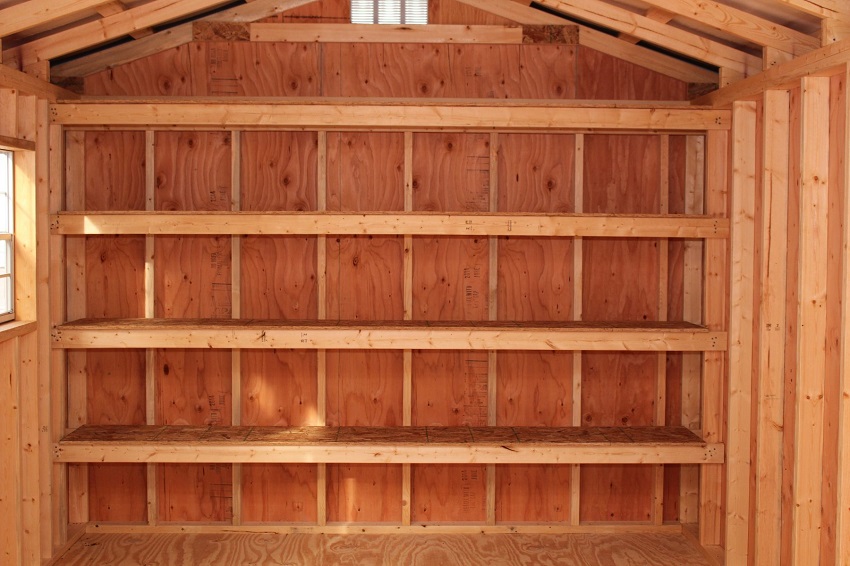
<box><xmin>534</xmin><ymin>0</ymin><xmax>762</xmax><ymax>75</ymax></box>
<box><xmin>0</xmin><ymin>0</ymin><xmax>117</xmax><ymax>38</ymax></box>
<box><xmin>50</xmin><ymin>0</ymin><xmax>317</xmax><ymax>78</ymax></box>
<box><xmin>454</xmin><ymin>0</ymin><xmax>718</xmax><ymax>83</ymax></box>
<box><xmin>770</xmin><ymin>0</ymin><xmax>848</xmax><ymax>21</ymax></box>
<box><xmin>634</xmin><ymin>0</ymin><xmax>820</xmax><ymax>56</ymax></box>
<box><xmin>12</xmin><ymin>0</ymin><xmax>239</xmax><ymax>68</ymax></box>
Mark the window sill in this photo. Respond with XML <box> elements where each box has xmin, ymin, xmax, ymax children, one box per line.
<box><xmin>0</xmin><ymin>320</ymin><xmax>36</xmax><ymax>344</ymax></box>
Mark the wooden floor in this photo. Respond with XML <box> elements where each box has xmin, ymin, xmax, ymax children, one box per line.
<box><xmin>51</xmin><ymin>532</ymin><xmax>714</xmax><ymax>565</ymax></box>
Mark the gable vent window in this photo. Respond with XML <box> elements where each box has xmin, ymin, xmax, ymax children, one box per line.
<box><xmin>351</xmin><ymin>0</ymin><xmax>428</xmax><ymax>24</ymax></box>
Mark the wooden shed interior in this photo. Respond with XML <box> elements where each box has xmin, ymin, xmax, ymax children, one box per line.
<box><xmin>0</xmin><ymin>0</ymin><xmax>849</xmax><ymax>564</ymax></box>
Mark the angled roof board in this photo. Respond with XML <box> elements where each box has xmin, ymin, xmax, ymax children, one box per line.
<box><xmin>0</xmin><ymin>0</ymin><xmax>846</xmax><ymax>89</ymax></box>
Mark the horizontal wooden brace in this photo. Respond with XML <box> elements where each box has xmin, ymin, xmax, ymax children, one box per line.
<box><xmin>55</xmin><ymin>425</ymin><xmax>724</xmax><ymax>464</ymax></box>
<box><xmin>52</xmin><ymin>319</ymin><xmax>726</xmax><ymax>351</ymax></box>
<box><xmin>85</xmin><ymin>522</ymin><xmax>685</xmax><ymax>535</ymax></box>
<box><xmin>50</xmin><ymin>100</ymin><xmax>731</xmax><ymax>131</ymax></box>
<box><xmin>245</xmin><ymin>23</ymin><xmax>535</xmax><ymax>44</ymax></box>
<box><xmin>0</xmin><ymin>134</ymin><xmax>36</xmax><ymax>152</ymax></box>
<box><xmin>52</xmin><ymin>212</ymin><xmax>729</xmax><ymax>238</ymax></box>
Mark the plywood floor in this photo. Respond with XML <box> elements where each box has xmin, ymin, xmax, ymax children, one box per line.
<box><xmin>51</xmin><ymin>532</ymin><xmax>714</xmax><ymax>565</ymax></box>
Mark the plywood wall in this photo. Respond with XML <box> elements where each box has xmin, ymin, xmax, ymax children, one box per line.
<box><xmin>73</xmin><ymin>32</ymin><xmax>691</xmax><ymax>527</ymax></box>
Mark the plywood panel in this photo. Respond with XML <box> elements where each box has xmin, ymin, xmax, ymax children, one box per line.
<box><xmin>83</xmin><ymin>130</ymin><xmax>148</xmax><ymax>523</ymax></box>
<box><xmin>154</xmin><ymin>130</ymin><xmax>233</xmax><ymax>523</ymax></box>
<box><xmin>581</xmin><ymin>134</ymin><xmax>661</xmax><ymax>522</ymax></box>
<box><xmin>241</xmin><ymin>131</ymin><xmax>318</xmax><ymax>211</ymax></box>
<box><xmin>155</xmin><ymin>132</ymin><xmax>232</xmax><ymax>212</ymax></box>
<box><xmin>327</xmin><ymin>132</ymin><xmax>404</xmax><ymax>212</ymax></box>
<box><xmin>519</xmin><ymin>45</ymin><xmax>577</xmax><ymax>99</ymax></box>
<box><xmin>83</xmin><ymin>45</ymin><xmax>195</xmax><ymax>96</ymax></box>
<box><xmin>52</xmin><ymin>531</ymin><xmax>715</xmax><ymax>566</ymax></box>
<box><xmin>411</xmin><ymin>131</ymin><xmax>491</xmax><ymax>523</ymax></box>
<box><xmin>576</xmin><ymin>47</ymin><xmax>688</xmax><ymax>101</ymax></box>
<box><xmin>429</xmin><ymin>0</ymin><xmax>512</xmax><ymax>25</ymax></box>
<box><xmin>192</xmin><ymin>42</ymin><xmax>321</xmax><ymax>97</ymax></box>
<box><xmin>336</xmin><ymin>44</ymin><xmax>451</xmax><ymax>98</ymax></box>
<box><xmin>325</xmin><ymin>130</ymin><xmax>404</xmax><ymax>521</ymax></box>
<box><xmin>278</xmin><ymin>0</ymin><xmax>348</xmax><ymax>23</ymax></box>
<box><xmin>497</xmin><ymin>133</ymin><xmax>575</xmax><ymax>213</ymax></box>
<box><xmin>413</xmin><ymin>133</ymin><xmax>490</xmax><ymax>212</ymax></box>
<box><xmin>445</xmin><ymin>45</ymin><xmax>521</xmax><ymax>98</ymax></box>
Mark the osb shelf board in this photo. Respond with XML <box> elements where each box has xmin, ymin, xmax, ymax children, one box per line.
<box><xmin>49</xmin><ymin>531</ymin><xmax>716</xmax><ymax>566</ymax></box>
<box><xmin>55</xmin><ymin>424</ymin><xmax>723</xmax><ymax>464</ymax></box>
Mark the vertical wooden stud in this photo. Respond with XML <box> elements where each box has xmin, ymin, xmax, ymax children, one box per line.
<box><xmin>837</xmin><ymin>67</ymin><xmax>850</xmax><ymax>566</ymax></box>
<box><xmin>680</xmin><ymin>134</ymin><xmax>705</xmax><ymax>526</ymax></box>
<box><xmin>46</xmin><ymin>118</ymin><xmax>66</xmax><ymax>554</ymax></box>
<box><xmin>571</xmin><ymin>133</ymin><xmax>584</xmax><ymax>526</ymax></box>
<box><xmin>486</xmin><ymin>131</ymin><xmax>498</xmax><ymax>526</ymax></box>
<box><xmin>726</xmin><ymin>100</ymin><xmax>757</xmax><ymax>565</ymax></box>
<box><xmin>791</xmin><ymin>76</ymin><xmax>831</xmax><ymax>566</ymax></box>
<box><xmin>700</xmin><ymin>129</ymin><xmax>729</xmax><ymax>547</ymax></box>
<box><xmin>144</xmin><ymin>130</ymin><xmax>157</xmax><ymax>526</ymax></box>
<box><xmin>230</xmin><ymin>130</ymin><xmax>242</xmax><ymax>526</ymax></box>
<box><xmin>654</xmin><ymin>135</ymin><xmax>670</xmax><ymax>526</ymax></box>
<box><xmin>754</xmin><ymin>89</ymin><xmax>790</xmax><ymax>566</ymax></box>
<box><xmin>316</xmin><ymin>130</ymin><xmax>328</xmax><ymax>527</ymax></box>
<box><xmin>63</xmin><ymin>128</ymin><xmax>87</xmax><ymax>526</ymax></box>
<box><xmin>402</xmin><ymin>131</ymin><xmax>413</xmax><ymax>526</ymax></box>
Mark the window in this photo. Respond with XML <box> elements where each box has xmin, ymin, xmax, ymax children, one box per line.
<box><xmin>0</xmin><ymin>150</ymin><xmax>13</xmax><ymax>323</ymax></box>
<box><xmin>351</xmin><ymin>0</ymin><xmax>428</xmax><ymax>24</ymax></box>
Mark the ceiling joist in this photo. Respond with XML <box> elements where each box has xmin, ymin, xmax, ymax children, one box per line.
<box><xmin>634</xmin><ymin>0</ymin><xmax>820</xmax><ymax>56</ymax></box>
<box><xmin>534</xmin><ymin>0</ymin><xmax>762</xmax><ymax>75</ymax></box>
<box><xmin>0</xmin><ymin>0</ymin><xmax>117</xmax><ymax>38</ymax></box>
<box><xmin>49</xmin><ymin>0</ymin><xmax>317</xmax><ymax>78</ymax></box>
<box><xmin>13</xmin><ymin>0</ymin><xmax>238</xmax><ymax>68</ymax></box>
<box><xmin>456</xmin><ymin>0</ymin><xmax>719</xmax><ymax>83</ymax></box>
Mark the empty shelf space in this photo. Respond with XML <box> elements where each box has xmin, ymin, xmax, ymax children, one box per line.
<box><xmin>51</xmin><ymin>211</ymin><xmax>729</xmax><ymax>238</ymax></box>
<box><xmin>52</xmin><ymin>319</ymin><xmax>726</xmax><ymax>351</ymax></box>
<box><xmin>55</xmin><ymin>425</ymin><xmax>723</xmax><ymax>465</ymax></box>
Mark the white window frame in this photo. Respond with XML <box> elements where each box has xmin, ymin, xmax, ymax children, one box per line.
<box><xmin>0</xmin><ymin>149</ymin><xmax>14</xmax><ymax>324</ymax></box>
<box><xmin>351</xmin><ymin>0</ymin><xmax>428</xmax><ymax>25</ymax></box>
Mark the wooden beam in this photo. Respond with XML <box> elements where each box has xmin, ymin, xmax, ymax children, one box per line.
<box><xmin>0</xmin><ymin>0</ymin><xmax>116</xmax><ymax>38</ymax></box>
<box><xmin>14</xmin><ymin>0</ymin><xmax>237</xmax><ymax>67</ymax></box>
<box><xmin>630</xmin><ymin>0</ymin><xmax>818</xmax><ymax>56</ymax></box>
<box><xmin>455</xmin><ymin>0</ymin><xmax>718</xmax><ymax>84</ymax></box>
<box><xmin>534</xmin><ymin>0</ymin><xmax>761</xmax><ymax>75</ymax></box>
<box><xmin>838</xmin><ymin>66</ymin><xmax>850</xmax><ymax>566</ymax></box>
<box><xmin>822</xmin><ymin>18</ymin><xmax>850</xmax><ymax>45</ymax></box>
<box><xmin>52</xmin><ymin>319</ymin><xmax>727</xmax><ymax>352</ymax></box>
<box><xmin>791</xmin><ymin>75</ymin><xmax>831</xmax><ymax>566</ymax></box>
<box><xmin>0</xmin><ymin>64</ymin><xmax>77</xmax><ymax>101</ymax></box>
<box><xmin>725</xmin><ymin>100</ymin><xmax>757</xmax><ymax>566</ymax></box>
<box><xmin>95</xmin><ymin>2</ymin><xmax>155</xmax><ymax>40</ymax></box>
<box><xmin>49</xmin><ymin>101</ymin><xmax>731</xmax><ymax>131</ymax></box>
<box><xmin>770</xmin><ymin>0</ymin><xmax>846</xmax><ymax>20</ymax></box>
<box><xmin>247</xmin><ymin>23</ymin><xmax>528</xmax><ymax>44</ymax></box>
<box><xmin>754</xmin><ymin>89</ymin><xmax>790</xmax><ymax>566</ymax></box>
<box><xmin>52</xmin><ymin>212</ymin><xmax>729</xmax><ymax>238</ymax></box>
<box><xmin>55</xmin><ymin>425</ymin><xmax>724</xmax><ymax>465</ymax></box>
<box><xmin>694</xmin><ymin>37</ymin><xmax>850</xmax><ymax>107</ymax></box>
<box><xmin>49</xmin><ymin>0</ymin><xmax>317</xmax><ymax>78</ymax></box>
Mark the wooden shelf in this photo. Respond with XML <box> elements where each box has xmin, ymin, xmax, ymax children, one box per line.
<box><xmin>55</xmin><ymin>425</ymin><xmax>723</xmax><ymax>465</ymax></box>
<box><xmin>50</xmin><ymin>98</ymin><xmax>731</xmax><ymax>131</ymax></box>
<box><xmin>51</xmin><ymin>211</ymin><xmax>729</xmax><ymax>238</ymax></box>
<box><xmin>52</xmin><ymin>319</ymin><xmax>726</xmax><ymax>351</ymax></box>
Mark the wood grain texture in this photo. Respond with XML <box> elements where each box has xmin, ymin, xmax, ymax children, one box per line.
<box><xmin>581</xmin><ymin>134</ymin><xmax>661</xmax><ymax>522</ymax></box>
<box><xmin>152</xmin><ymin>128</ymin><xmax>234</xmax><ymax>523</ymax></box>
<box><xmin>327</xmin><ymin>133</ymin><xmax>404</xmax><ymax>212</ymax></box>
<box><xmin>336</xmin><ymin>44</ymin><xmax>452</xmax><ymax>98</ymax></box>
<box><xmin>446</xmin><ymin>45</ymin><xmax>521</xmax><ymax>98</ymax></box>
<box><xmin>519</xmin><ymin>45</ymin><xmax>577</xmax><ymax>99</ymax></box>
<box><xmin>83</xmin><ymin>130</ymin><xmax>148</xmax><ymax>523</ymax></box>
<box><xmin>430</xmin><ymin>0</ymin><xmax>512</xmax><ymax>25</ymax></box>
<box><xmin>241</xmin><ymin>131</ymin><xmax>318</xmax><ymax>211</ymax></box>
<box><xmin>575</xmin><ymin>47</ymin><xmax>688</xmax><ymax>101</ymax></box>
<box><xmin>191</xmin><ymin>42</ymin><xmax>321</xmax><ymax>97</ymax></box>
<box><xmin>413</xmin><ymin>133</ymin><xmax>490</xmax><ymax>213</ymax></box>
<box><xmin>51</xmin><ymin>531</ymin><xmax>714</xmax><ymax>565</ymax></box>
<box><xmin>83</xmin><ymin>45</ymin><xmax>195</xmax><ymax>96</ymax></box>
